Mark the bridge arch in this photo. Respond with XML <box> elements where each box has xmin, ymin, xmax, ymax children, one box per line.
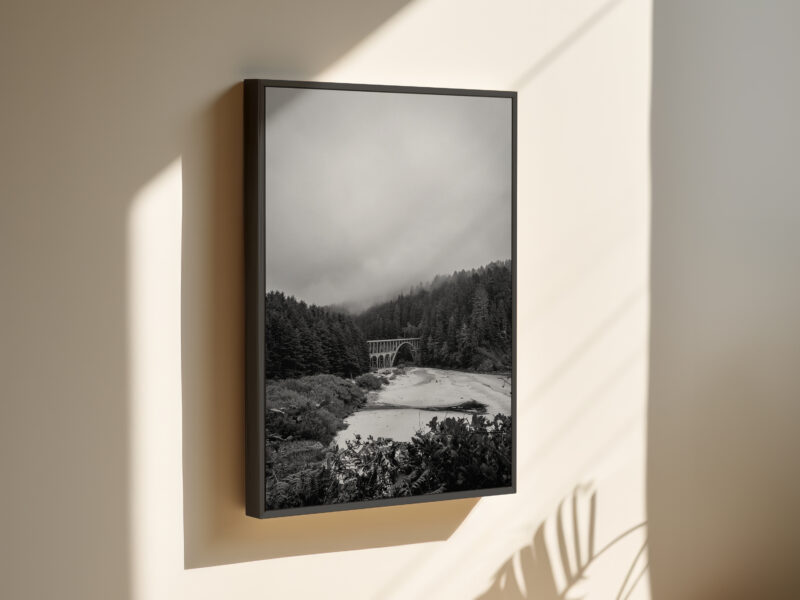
<box><xmin>390</xmin><ymin>341</ymin><xmax>416</xmax><ymax>367</ymax></box>
<box><xmin>366</xmin><ymin>337</ymin><xmax>422</xmax><ymax>370</ymax></box>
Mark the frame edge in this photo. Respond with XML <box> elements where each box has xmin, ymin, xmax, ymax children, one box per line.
<box><xmin>244</xmin><ymin>79</ymin><xmax>267</xmax><ymax>518</ymax></box>
<box><xmin>244</xmin><ymin>78</ymin><xmax>517</xmax><ymax>518</ymax></box>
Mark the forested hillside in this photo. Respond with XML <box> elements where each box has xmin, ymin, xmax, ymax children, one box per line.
<box><xmin>355</xmin><ymin>260</ymin><xmax>512</xmax><ymax>371</ymax></box>
<box><xmin>265</xmin><ymin>292</ymin><xmax>370</xmax><ymax>379</ymax></box>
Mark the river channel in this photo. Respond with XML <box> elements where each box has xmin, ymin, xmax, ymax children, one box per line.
<box><xmin>335</xmin><ymin>367</ymin><xmax>512</xmax><ymax>446</ymax></box>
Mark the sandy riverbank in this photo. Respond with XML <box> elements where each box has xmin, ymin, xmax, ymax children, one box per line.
<box><xmin>335</xmin><ymin>367</ymin><xmax>511</xmax><ymax>445</ymax></box>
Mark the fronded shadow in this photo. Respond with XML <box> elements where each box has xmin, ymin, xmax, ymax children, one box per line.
<box><xmin>477</xmin><ymin>485</ymin><xmax>647</xmax><ymax>600</ymax></box>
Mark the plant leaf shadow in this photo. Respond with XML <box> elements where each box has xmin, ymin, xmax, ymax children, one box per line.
<box><xmin>477</xmin><ymin>485</ymin><xmax>647</xmax><ymax>600</ymax></box>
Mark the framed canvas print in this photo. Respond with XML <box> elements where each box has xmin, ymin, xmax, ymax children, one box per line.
<box><xmin>244</xmin><ymin>79</ymin><xmax>516</xmax><ymax>518</ymax></box>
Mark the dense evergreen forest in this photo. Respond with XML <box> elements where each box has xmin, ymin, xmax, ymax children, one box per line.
<box><xmin>265</xmin><ymin>292</ymin><xmax>370</xmax><ymax>379</ymax></box>
<box><xmin>266</xmin><ymin>260</ymin><xmax>512</xmax><ymax>378</ymax></box>
<box><xmin>355</xmin><ymin>260</ymin><xmax>512</xmax><ymax>371</ymax></box>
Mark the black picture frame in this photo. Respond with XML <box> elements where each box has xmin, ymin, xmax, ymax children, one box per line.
<box><xmin>244</xmin><ymin>79</ymin><xmax>517</xmax><ymax>519</ymax></box>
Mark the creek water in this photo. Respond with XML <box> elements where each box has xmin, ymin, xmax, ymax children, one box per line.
<box><xmin>334</xmin><ymin>367</ymin><xmax>512</xmax><ymax>446</ymax></box>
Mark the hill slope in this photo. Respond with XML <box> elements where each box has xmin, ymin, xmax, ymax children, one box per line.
<box><xmin>354</xmin><ymin>261</ymin><xmax>512</xmax><ymax>370</ymax></box>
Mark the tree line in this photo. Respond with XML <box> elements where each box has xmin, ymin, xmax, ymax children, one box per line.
<box><xmin>355</xmin><ymin>260</ymin><xmax>512</xmax><ymax>371</ymax></box>
<box><xmin>265</xmin><ymin>292</ymin><xmax>370</xmax><ymax>379</ymax></box>
<box><xmin>266</xmin><ymin>260</ymin><xmax>512</xmax><ymax>378</ymax></box>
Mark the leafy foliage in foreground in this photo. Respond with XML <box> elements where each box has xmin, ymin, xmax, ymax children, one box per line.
<box><xmin>266</xmin><ymin>414</ymin><xmax>512</xmax><ymax>510</ymax></box>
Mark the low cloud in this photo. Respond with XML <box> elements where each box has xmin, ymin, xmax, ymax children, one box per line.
<box><xmin>264</xmin><ymin>86</ymin><xmax>512</xmax><ymax>308</ymax></box>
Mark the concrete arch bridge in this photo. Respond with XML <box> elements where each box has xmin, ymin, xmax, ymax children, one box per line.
<box><xmin>367</xmin><ymin>338</ymin><xmax>421</xmax><ymax>370</ymax></box>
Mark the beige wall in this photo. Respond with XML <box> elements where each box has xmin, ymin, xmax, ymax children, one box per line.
<box><xmin>649</xmin><ymin>2</ymin><xmax>800</xmax><ymax>599</ymax></box>
<box><xmin>1</xmin><ymin>1</ymin><xmax>651</xmax><ymax>598</ymax></box>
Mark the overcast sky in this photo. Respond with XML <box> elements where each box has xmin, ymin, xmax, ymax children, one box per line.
<box><xmin>264</xmin><ymin>86</ymin><xmax>511</xmax><ymax>309</ymax></box>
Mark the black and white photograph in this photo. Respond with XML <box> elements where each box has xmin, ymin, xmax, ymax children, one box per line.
<box><xmin>245</xmin><ymin>80</ymin><xmax>516</xmax><ymax>517</ymax></box>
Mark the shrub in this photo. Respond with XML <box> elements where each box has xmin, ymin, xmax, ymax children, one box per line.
<box><xmin>264</xmin><ymin>374</ymin><xmax>513</xmax><ymax>509</ymax></box>
<box><xmin>355</xmin><ymin>373</ymin><xmax>384</xmax><ymax>391</ymax></box>
<box><xmin>265</xmin><ymin>374</ymin><xmax>367</xmax><ymax>445</ymax></box>
<box><xmin>265</xmin><ymin>386</ymin><xmax>341</xmax><ymax>444</ymax></box>
<box><xmin>282</xmin><ymin>374</ymin><xmax>366</xmax><ymax>410</ymax></box>
<box><xmin>477</xmin><ymin>358</ymin><xmax>495</xmax><ymax>372</ymax></box>
<box><xmin>402</xmin><ymin>414</ymin><xmax>512</xmax><ymax>493</ymax></box>
<box><xmin>266</xmin><ymin>465</ymin><xmax>336</xmax><ymax>509</ymax></box>
<box><xmin>305</xmin><ymin>414</ymin><xmax>513</xmax><ymax>504</ymax></box>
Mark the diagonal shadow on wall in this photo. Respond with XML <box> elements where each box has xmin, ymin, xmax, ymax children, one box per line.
<box><xmin>180</xmin><ymin>59</ymin><xmax>478</xmax><ymax>569</ymax></box>
<box><xmin>180</xmin><ymin>0</ymin><xmax>633</xmax><ymax>571</ymax></box>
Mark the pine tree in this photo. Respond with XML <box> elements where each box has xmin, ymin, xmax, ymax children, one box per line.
<box><xmin>264</xmin><ymin>291</ymin><xmax>370</xmax><ymax>379</ymax></box>
<box><xmin>354</xmin><ymin>261</ymin><xmax>512</xmax><ymax>371</ymax></box>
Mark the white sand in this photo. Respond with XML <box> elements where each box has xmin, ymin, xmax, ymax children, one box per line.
<box><xmin>376</xmin><ymin>367</ymin><xmax>512</xmax><ymax>416</ymax></box>
<box><xmin>335</xmin><ymin>367</ymin><xmax>512</xmax><ymax>445</ymax></box>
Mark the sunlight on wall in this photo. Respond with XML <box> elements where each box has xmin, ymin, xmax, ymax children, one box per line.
<box><xmin>318</xmin><ymin>0</ymin><xmax>652</xmax><ymax>597</ymax></box>
<box><xmin>127</xmin><ymin>158</ymin><xmax>184</xmax><ymax>600</ymax></box>
<box><xmin>124</xmin><ymin>1</ymin><xmax>652</xmax><ymax>598</ymax></box>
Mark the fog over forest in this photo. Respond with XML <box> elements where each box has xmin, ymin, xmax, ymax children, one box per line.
<box><xmin>263</xmin><ymin>86</ymin><xmax>512</xmax><ymax>308</ymax></box>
